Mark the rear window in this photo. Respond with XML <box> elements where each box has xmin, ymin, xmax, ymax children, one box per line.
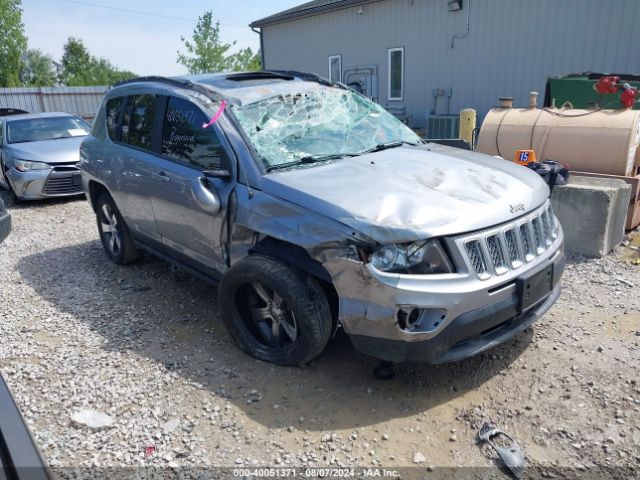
<box><xmin>105</xmin><ymin>97</ymin><xmax>124</xmax><ymax>141</ymax></box>
<box><xmin>126</xmin><ymin>94</ymin><xmax>158</xmax><ymax>150</ymax></box>
<box><xmin>6</xmin><ymin>116</ymin><xmax>90</xmax><ymax>144</ymax></box>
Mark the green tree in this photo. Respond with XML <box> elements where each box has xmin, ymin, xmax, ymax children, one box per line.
<box><xmin>178</xmin><ymin>11</ymin><xmax>262</xmax><ymax>73</ymax></box>
<box><xmin>20</xmin><ymin>49</ymin><xmax>57</xmax><ymax>87</ymax></box>
<box><xmin>177</xmin><ymin>12</ymin><xmax>232</xmax><ymax>73</ymax></box>
<box><xmin>0</xmin><ymin>0</ymin><xmax>28</xmax><ymax>87</ymax></box>
<box><xmin>228</xmin><ymin>47</ymin><xmax>261</xmax><ymax>72</ymax></box>
<box><xmin>58</xmin><ymin>37</ymin><xmax>136</xmax><ymax>86</ymax></box>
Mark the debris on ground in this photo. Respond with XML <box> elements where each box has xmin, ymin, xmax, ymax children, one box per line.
<box><xmin>70</xmin><ymin>409</ymin><xmax>113</xmax><ymax>430</ymax></box>
<box><xmin>477</xmin><ymin>422</ymin><xmax>525</xmax><ymax>478</ymax></box>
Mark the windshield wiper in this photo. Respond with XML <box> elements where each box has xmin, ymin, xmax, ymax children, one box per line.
<box><xmin>265</xmin><ymin>141</ymin><xmax>422</xmax><ymax>172</ymax></box>
<box><xmin>360</xmin><ymin>140</ymin><xmax>421</xmax><ymax>154</ymax></box>
<box><xmin>266</xmin><ymin>153</ymin><xmax>358</xmax><ymax>172</ymax></box>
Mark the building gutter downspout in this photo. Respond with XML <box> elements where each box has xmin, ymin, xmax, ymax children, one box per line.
<box><xmin>450</xmin><ymin>0</ymin><xmax>471</xmax><ymax>48</ymax></box>
<box><xmin>251</xmin><ymin>27</ymin><xmax>265</xmax><ymax>69</ymax></box>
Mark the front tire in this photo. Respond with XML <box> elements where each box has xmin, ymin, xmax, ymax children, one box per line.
<box><xmin>218</xmin><ymin>255</ymin><xmax>332</xmax><ymax>366</ymax></box>
<box><xmin>95</xmin><ymin>193</ymin><xmax>143</xmax><ymax>265</ymax></box>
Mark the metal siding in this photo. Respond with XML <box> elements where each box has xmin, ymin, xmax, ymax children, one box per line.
<box><xmin>261</xmin><ymin>0</ymin><xmax>640</xmax><ymax>128</ymax></box>
<box><xmin>0</xmin><ymin>86</ymin><xmax>108</xmax><ymax>121</ymax></box>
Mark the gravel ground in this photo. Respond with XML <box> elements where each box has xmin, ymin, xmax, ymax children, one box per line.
<box><xmin>0</xmin><ymin>197</ymin><xmax>639</xmax><ymax>478</ymax></box>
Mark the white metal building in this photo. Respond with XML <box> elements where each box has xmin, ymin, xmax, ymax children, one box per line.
<box><xmin>251</xmin><ymin>0</ymin><xmax>640</xmax><ymax>134</ymax></box>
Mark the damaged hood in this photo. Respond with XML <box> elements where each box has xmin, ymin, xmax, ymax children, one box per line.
<box><xmin>260</xmin><ymin>145</ymin><xmax>550</xmax><ymax>243</ymax></box>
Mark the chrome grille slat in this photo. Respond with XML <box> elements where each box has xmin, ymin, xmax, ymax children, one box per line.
<box><xmin>486</xmin><ymin>234</ymin><xmax>507</xmax><ymax>274</ymax></box>
<box><xmin>465</xmin><ymin>240</ymin><xmax>490</xmax><ymax>279</ymax></box>
<box><xmin>532</xmin><ymin>217</ymin><xmax>545</xmax><ymax>253</ymax></box>
<box><xmin>458</xmin><ymin>202</ymin><xmax>559</xmax><ymax>280</ymax></box>
<box><xmin>504</xmin><ymin>229</ymin><xmax>522</xmax><ymax>267</ymax></box>
<box><xmin>519</xmin><ymin>224</ymin><xmax>533</xmax><ymax>259</ymax></box>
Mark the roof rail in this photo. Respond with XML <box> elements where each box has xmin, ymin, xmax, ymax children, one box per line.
<box><xmin>112</xmin><ymin>76</ymin><xmax>222</xmax><ymax>100</ymax></box>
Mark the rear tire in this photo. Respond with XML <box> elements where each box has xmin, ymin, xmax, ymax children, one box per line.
<box><xmin>218</xmin><ymin>255</ymin><xmax>332</xmax><ymax>366</ymax></box>
<box><xmin>95</xmin><ymin>193</ymin><xmax>143</xmax><ymax>265</ymax></box>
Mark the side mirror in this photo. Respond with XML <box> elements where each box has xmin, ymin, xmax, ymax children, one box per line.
<box><xmin>203</xmin><ymin>169</ymin><xmax>231</xmax><ymax>181</ymax></box>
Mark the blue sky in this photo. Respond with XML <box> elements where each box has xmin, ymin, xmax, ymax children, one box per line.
<box><xmin>21</xmin><ymin>0</ymin><xmax>302</xmax><ymax>76</ymax></box>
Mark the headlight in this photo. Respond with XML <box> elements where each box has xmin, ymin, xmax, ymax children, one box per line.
<box><xmin>14</xmin><ymin>159</ymin><xmax>51</xmax><ymax>172</ymax></box>
<box><xmin>368</xmin><ymin>239</ymin><xmax>454</xmax><ymax>274</ymax></box>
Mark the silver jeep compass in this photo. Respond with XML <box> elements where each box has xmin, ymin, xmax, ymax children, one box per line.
<box><xmin>80</xmin><ymin>72</ymin><xmax>564</xmax><ymax>366</ymax></box>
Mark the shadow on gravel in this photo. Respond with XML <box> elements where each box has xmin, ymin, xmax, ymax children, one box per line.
<box><xmin>0</xmin><ymin>188</ymin><xmax>85</xmax><ymax>209</ymax></box>
<box><xmin>17</xmin><ymin>239</ymin><xmax>533</xmax><ymax>431</ymax></box>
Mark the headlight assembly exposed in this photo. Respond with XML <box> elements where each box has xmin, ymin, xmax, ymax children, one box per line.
<box><xmin>14</xmin><ymin>159</ymin><xmax>51</xmax><ymax>172</ymax></box>
<box><xmin>368</xmin><ymin>239</ymin><xmax>454</xmax><ymax>274</ymax></box>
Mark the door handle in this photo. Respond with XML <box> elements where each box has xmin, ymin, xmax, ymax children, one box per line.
<box><xmin>153</xmin><ymin>171</ymin><xmax>170</xmax><ymax>183</ymax></box>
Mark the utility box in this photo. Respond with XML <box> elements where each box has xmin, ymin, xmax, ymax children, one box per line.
<box><xmin>427</xmin><ymin>114</ymin><xmax>459</xmax><ymax>139</ymax></box>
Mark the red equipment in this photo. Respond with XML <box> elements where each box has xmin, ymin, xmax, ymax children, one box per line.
<box><xmin>595</xmin><ymin>76</ymin><xmax>620</xmax><ymax>95</ymax></box>
<box><xmin>621</xmin><ymin>84</ymin><xmax>638</xmax><ymax>109</ymax></box>
<box><xmin>594</xmin><ymin>76</ymin><xmax>638</xmax><ymax>109</ymax></box>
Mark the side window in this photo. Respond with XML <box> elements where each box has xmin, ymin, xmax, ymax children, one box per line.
<box><xmin>0</xmin><ymin>121</ymin><xmax>4</xmax><ymax>144</ymax></box>
<box><xmin>328</xmin><ymin>55</ymin><xmax>342</xmax><ymax>83</ymax></box>
<box><xmin>105</xmin><ymin>97</ymin><xmax>123</xmax><ymax>141</ymax></box>
<box><xmin>161</xmin><ymin>97</ymin><xmax>227</xmax><ymax>171</ymax></box>
<box><xmin>127</xmin><ymin>94</ymin><xmax>158</xmax><ymax>150</ymax></box>
<box><xmin>388</xmin><ymin>47</ymin><xmax>404</xmax><ymax>101</ymax></box>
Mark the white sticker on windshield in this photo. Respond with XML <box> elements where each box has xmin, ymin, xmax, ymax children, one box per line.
<box><xmin>67</xmin><ymin>129</ymin><xmax>87</xmax><ymax>137</ymax></box>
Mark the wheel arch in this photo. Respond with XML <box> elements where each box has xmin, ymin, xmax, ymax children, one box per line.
<box><xmin>87</xmin><ymin>180</ymin><xmax>111</xmax><ymax>213</ymax></box>
<box><xmin>248</xmin><ymin>236</ymin><xmax>340</xmax><ymax>334</ymax></box>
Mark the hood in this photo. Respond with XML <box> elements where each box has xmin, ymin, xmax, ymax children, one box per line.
<box><xmin>260</xmin><ymin>145</ymin><xmax>550</xmax><ymax>243</ymax></box>
<box><xmin>6</xmin><ymin>136</ymin><xmax>85</xmax><ymax>164</ymax></box>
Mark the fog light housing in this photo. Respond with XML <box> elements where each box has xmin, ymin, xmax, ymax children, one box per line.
<box><xmin>397</xmin><ymin>307</ymin><xmax>423</xmax><ymax>330</ymax></box>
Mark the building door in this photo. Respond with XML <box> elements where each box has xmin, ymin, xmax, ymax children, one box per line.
<box><xmin>343</xmin><ymin>66</ymin><xmax>378</xmax><ymax>103</ymax></box>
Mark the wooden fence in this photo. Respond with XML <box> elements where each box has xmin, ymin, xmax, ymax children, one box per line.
<box><xmin>0</xmin><ymin>86</ymin><xmax>108</xmax><ymax>121</ymax></box>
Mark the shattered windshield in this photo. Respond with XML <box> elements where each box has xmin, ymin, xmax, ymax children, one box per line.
<box><xmin>232</xmin><ymin>87</ymin><xmax>422</xmax><ymax>169</ymax></box>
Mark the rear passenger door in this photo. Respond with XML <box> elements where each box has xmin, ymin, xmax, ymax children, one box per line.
<box><xmin>107</xmin><ymin>94</ymin><xmax>163</xmax><ymax>246</ymax></box>
<box><xmin>149</xmin><ymin>96</ymin><xmax>236</xmax><ymax>277</ymax></box>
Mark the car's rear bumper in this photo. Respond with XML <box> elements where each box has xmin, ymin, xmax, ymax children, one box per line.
<box><xmin>6</xmin><ymin>166</ymin><xmax>84</xmax><ymax>200</ymax></box>
<box><xmin>0</xmin><ymin>208</ymin><xmax>10</xmax><ymax>243</ymax></box>
<box><xmin>348</xmin><ymin>255</ymin><xmax>563</xmax><ymax>364</ymax></box>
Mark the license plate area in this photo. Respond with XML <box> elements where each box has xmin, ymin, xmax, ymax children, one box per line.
<box><xmin>517</xmin><ymin>263</ymin><xmax>553</xmax><ymax>312</ymax></box>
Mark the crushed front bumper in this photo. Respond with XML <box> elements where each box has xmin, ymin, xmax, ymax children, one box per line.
<box><xmin>6</xmin><ymin>166</ymin><xmax>84</xmax><ymax>200</ymax></box>
<box><xmin>349</xmin><ymin>275</ymin><xmax>561</xmax><ymax>364</ymax></box>
<box><xmin>325</xmin><ymin>218</ymin><xmax>565</xmax><ymax>364</ymax></box>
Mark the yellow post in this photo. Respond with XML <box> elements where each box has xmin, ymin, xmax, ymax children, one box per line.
<box><xmin>459</xmin><ymin>108</ymin><xmax>477</xmax><ymax>145</ymax></box>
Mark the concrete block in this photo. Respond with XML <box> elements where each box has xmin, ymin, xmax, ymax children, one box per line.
<box><xmin>551</xmin><ymin>177</ymin><xmax>631</xmax><ymax>257</ymax></box>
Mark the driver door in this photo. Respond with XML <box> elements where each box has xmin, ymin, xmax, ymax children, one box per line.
<box><xmin>149</xmin><ymin>96</ymin><xmax>235</xmax><ymax>278</ymax></box>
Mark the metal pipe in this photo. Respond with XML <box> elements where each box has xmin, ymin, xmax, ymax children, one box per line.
<box><xmin>450</xmin><ymin>0</ymin><xmax>471</xmax><ymax>49</ymax></box>
<box><xmin>251</xmin><ymin>27</ymin><xmax>265</xmax><ymax>69</ymax></box>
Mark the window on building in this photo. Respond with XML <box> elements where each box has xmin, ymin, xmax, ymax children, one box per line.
<box><xmin>106</xmin><ymin>97</ymin><xmax>124</xmax><ymax>141</ymax></box>
<box><xmin>388</xmin><ymin>47</ymin><xmax>404</xmax><ymax>101</ymax></box>
<box><xmin>329</xmin><ymin>55</ymin><xmax>342</xmax><ymax>83</ymax></box>
<box><xmin>127</xmin><ymin>94</ymin><xmax>158</xmax><ymax>150</ymax></box>
<box><xmin>161</xmin><ymin>96</ymin><xmax>227</xmax><ymax>171</ymax></box>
